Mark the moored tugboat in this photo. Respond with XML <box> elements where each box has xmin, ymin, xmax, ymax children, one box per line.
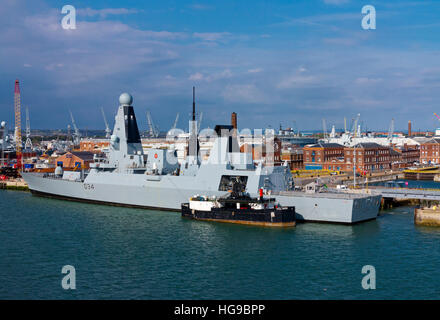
<box><xmin>181</xmin><ymin>180</ymin><xmax>296</xmax><ymax>227</ymax></box>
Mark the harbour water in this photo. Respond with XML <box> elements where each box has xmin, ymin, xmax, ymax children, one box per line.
<box><xmin>371</xmin><ymin>179</ymin><xmax>440</xmax><ymax>189</ymax></box>
<box><xmin>1</xmin><ymin>189</ymin><xmax>440</xmax><ymax>300</ymax></box>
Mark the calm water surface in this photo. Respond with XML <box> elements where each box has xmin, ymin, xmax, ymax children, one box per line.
<box><xmin>1</xmin><ymin>190</ymin><xmax>440</xmax><ymax>299</ymax></box>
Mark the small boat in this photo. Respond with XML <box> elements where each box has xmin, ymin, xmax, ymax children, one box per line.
<box><xmin>181</xmin><ymin>180</ymin><xmax>296</xmax><ymax>227</ymax></box>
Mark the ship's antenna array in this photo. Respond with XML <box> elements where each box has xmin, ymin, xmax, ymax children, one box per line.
<box><xmin>192</xmin><ymin>86</ymin><xmax>196</xmax><ymax>121</ymax></box>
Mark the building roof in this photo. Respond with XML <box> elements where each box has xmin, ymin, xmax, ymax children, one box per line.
<box><xmin>306</xmin><ymin>142</ymin><xmax>344</xmax><ymax>149</ymax></box>
<box><xmin>351</xmin><ymin>142</ymin><xmax>387</xmax><ymax>149</ymax></box>
<box><xmin>70</xmin><ymin>151</ymin><xmax>95</xmax><ymax>161</ymax></box>
<box><xmin>423</xmin><ymin>138</ymin><xmax>440</xmax><ymax>144</ymax></box>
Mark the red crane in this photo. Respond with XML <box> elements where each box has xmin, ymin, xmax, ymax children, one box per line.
<box><xmin>14</xmin><ymin>79</ymin><xmax>22</xmax><ymax>169</ymax></box>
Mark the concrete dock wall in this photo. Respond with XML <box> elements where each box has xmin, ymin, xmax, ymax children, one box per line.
<box><xmin>414</xmin><ymin>208</ymin><xmax>440</xmax><ymax>227</ymax></box>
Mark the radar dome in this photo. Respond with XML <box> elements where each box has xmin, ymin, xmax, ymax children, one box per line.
<box><xmin>119</xmin><ymin>93</ymin><xmax>133</xmax><ymax>106</ymax></box>
<box><xmin>0</xmin><ymin>121</ymin><xmax>5</xmax><ymax>128</ymax></box>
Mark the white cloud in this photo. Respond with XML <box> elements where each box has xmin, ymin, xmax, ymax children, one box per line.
<box><xmin>323</xmin><ymin>0</ymin><xmax>350</xmax><ymax>5</ymax></box>
<box><xmin>45</xmin><ymin>63</ymin><xmax>64</xmax><ymax>71</ymax></box>
<box><xmin>189</xmin><ymin>72</ymin><xmax>204</xmax><ymax>80</ymax></box>
<box><xmin>188</xmin><ymin>69</ymin><xmax>233</xmax><ymax>82</ymax></box>
<box><xmin>192</xmin><ymin>32</ymin><xmax>230</xmax><ymax>41</ymax></box>
<box><xmin>248</xmin><ymin>68</ymin><xmax>263</xmax><ymax>73</ymax></box>
<box><xmin>323</xmin><ymin>37</ymin><xmax>356</xmax><ymax>46</ymax></box>
<box><xmin>1</xmin><ymin>0</ymin><xmax>440</xmax><ymax>131</ymax></box>
<box><xmin>216</xmin><ymin>69</ymin><xmax>232</xmax><ymax>79</ymax></box>
<box><xmin>222</xmin><ymin>84</ymin><xmax>267</xmax><ymax>104</ymax></box>
<box><xmin>277</xmin><ymin>74</ymin><xmax>319</xmax><ymax>89</ymax></box>
<box><xmin>355</xmin><ymin>77</ymin><xmax>383</xmax><ymax>85</ymax></box>
<box><xmin>78</xmin><ymin>8</ymin><xmax>139</xmax><ymax>18</ymax></box>
<box><xmin>188</xmin><ymin>4</ymin><xmax>214</xmax><ymax>10</ymax></box>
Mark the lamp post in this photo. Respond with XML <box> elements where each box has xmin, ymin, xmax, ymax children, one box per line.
<box><xmin>353</xmin><ymin>142</ymin><xmax>356</xmax><ymax>188</ymax></box>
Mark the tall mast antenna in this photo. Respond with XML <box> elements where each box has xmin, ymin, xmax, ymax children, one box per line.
<box><xmin>192</xmin><ymin>86</ymin><xmax>196</xmax><ymax>121</ymax></box>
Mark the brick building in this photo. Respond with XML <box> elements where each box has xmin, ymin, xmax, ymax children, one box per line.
<box><xmin>303</xmin><ymin>143</ymin><xmax>345</xmax><ymax>170</ymax></box>
<box><xmin>397</xmin><ymin>144</ymin><xmax>420</xmax><ymax>165</ymax></box>
<box><xmin>55</xmin><ymin>151</ymin><xmax>96</xmax><ymax>169</ymax></box>
<box><xmin>390</xmin><ymin>148</ymin><xmax>406</xmax><ymax>170</ymax></box>
<box><xmin>265</xmin><ymin>137</ymin><xmax>282</xmax><ymax>166</ymax></box>
<box><xmin>420</xmin><ymin>138</ymin><xmax>440</xmax><ymax>164</ymax></box>
<box><xmin>79</xmin><ymin>139</ymin><xmax>110</xmax><ymax>152</ymax></box>
<box><xmin>281</xmin><ymin>148</ymin><xmax>304</xmax><ymax>170</ymax></box>
<box><xmin>343</xmin><ymin>143</ymin><xmax>391</xmax><ymax>172</ymax></box>
<box><xmin>240</xmin><ymin>137</ymin><xmax>282</xmax><ymax>166</ymax></box>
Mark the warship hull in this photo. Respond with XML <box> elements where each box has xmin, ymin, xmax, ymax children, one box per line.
<box><xmin>22</xmin><ymin>172</ymin><xmax>381</xmax><ymax>224</ymax></box>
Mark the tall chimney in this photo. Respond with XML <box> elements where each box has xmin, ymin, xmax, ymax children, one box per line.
<box><xmin>408</xmin><ymin>120</ymin><xmax>412</xmax><ymax>137</ymax></box>
<box><xmin>231</xmin><ymin>112</ymin><xmax>237</xmax><ymax>129</ymax></box>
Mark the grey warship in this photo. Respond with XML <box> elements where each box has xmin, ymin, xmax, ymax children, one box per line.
<box><xmin>21</xmin><ymin>92</ymin><xmax>381</xmax><ymax>224</ymax></box>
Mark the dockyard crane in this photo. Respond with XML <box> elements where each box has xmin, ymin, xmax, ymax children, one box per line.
<box><xmin>101</xmin><ymin>107</ymin><xmax>111</xmax><ymax>139</ymax></box>
<box><xmin>69</xmin><ymin>110</ymin><xmax>81</xmax><ymax>145</ymax></box>
<box><xmin>14</xmin><ymin>80</ymin><xmax>22</xmax><ymax>169</ymax></box>
<box><xmin>198</xmin><ymin>111</ymin><xmax>203</xmax><ymax>133</ymax></box>
<box><xmin>292</xmin><ymin>120</ymin><xmax>299</xmax><ymax>136</ymax></box>
<box><xmin>0</xmin><ymin>121</ymin><xmax>5</xmax><ymax>144</ymax></box>
<box><xmin>0</xmin><ymin>121</ymin><xmax>6</xmax><ymax>167</ymax></box>
<box><xmin>67</xmin><ymin>124</ymin><xmax>71</xmax><ymax>141</ymax></box>
<box><xmin>171</xmin><ymin>113</ymin><xmax>179</xmax><ymax>130</ymax></box>
<box><xmin>146</xmin><ymin>111</ymin><xmax>159</xmax><ymax>138</ymax></box>
<box><xmin>24</xmin><ymin>106</ymin><xmax>32</xmax><ymax>150</ymax></box>
<box><xmin>351</xmin><ymin>113</ymin><xmax>360</xmax><ymax>137</ymax></box>
<box><xmin>330</xmin><ymin>125</ymin><xmax>336</xmax><ymax>138</ymax></box>
<box><xmin>387</xmin><ymin>118</ymin><xmax>395</xmax><ymax>144</ymax></box>
<box><xmin>322</xmin><ymin>118</ymin><xmax>327</xmax><ymax>140</ymax></box>
<box><xmin>347</xmin><ymin>113</ymin><xmax>361</xmax><ymax>187</ymax></box>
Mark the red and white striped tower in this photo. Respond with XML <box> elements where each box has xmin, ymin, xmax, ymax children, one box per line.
<box><xmin>14</xmin><ymin>79</ymin><xmax>22</xmax><ymax>168</ymax></box>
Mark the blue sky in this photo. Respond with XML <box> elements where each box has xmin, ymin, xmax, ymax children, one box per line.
<box><xmin>1</xmin><ymin>0</ymin><xmax>440</xmax><ymax>132</ymax></box>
